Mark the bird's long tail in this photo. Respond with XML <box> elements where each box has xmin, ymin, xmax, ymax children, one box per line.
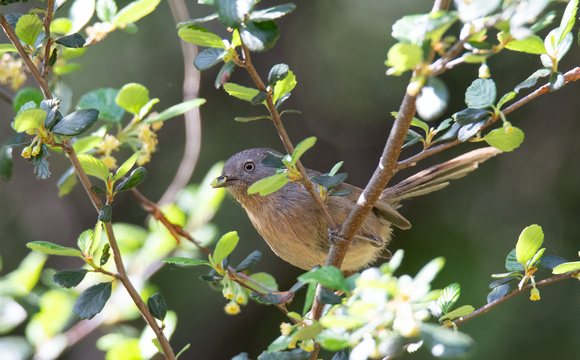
<box><xmin>383</xmin><ymin>147</ymin><xmax>502</xmax><ymax>203</ymax></box>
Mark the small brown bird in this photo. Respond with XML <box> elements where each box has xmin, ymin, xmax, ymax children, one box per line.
<box><xmin>212</xmin><ymin>147</ymin><xmax>500</xmax><ymax>271</ymax></box>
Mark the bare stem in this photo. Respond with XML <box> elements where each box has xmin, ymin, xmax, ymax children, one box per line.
<box><xmin>236</xmin><ymin>41</ymin><xmax>338</xmax><ymax>230</ymax></box>
<box><xmin>452</xmin><ymin>271</ymin><xmax>577</xmax><ymax>326</ymax></box>
<box><xmin>0</xmin><ymin>14</ymin><xmax>52</xmax><ymax>99</ymax></box>
<box><xmin>159</xmin><ymin>0</ymin><xmax>203</xmax><ymax>206</ymax></box>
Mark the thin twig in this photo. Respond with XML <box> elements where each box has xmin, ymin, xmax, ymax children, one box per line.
<box><xmin>236</xmin><ymin>41</ymin><xmax>338</xmax><ymax>230</ymax></box>
<box><xmin>2</xmin><ymin>7</ymin><xmax>176</xmax><ymax>355</ymax></box>
<box><xmin>452</xmin><ymin>271</ymin><xmax>577</xmax><ymax>326</ymax></box>
<box><xmin>397</xmin><ymin>66</ymin><xmax>580</xmax><ymax>171</ymax></box>
<box><xmin>159</xmin><ymin>0</ymin><xmax>202</xmax><ymax>206</ymax></box>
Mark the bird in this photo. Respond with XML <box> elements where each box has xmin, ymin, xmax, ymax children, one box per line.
<box><xmin>211</xmin><ymin>147</ymin><xmax>501</xmax><ymax>271</ymax></box>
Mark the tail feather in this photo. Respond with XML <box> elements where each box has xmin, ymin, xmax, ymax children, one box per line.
<box><xmin>383</xmin><ymin>147</ymin><xmax>502</xmax><ymax>203</ymax></box>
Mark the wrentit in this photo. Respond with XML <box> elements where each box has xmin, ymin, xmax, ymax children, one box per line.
<box><xmin>212</xmin><ymin>147</ymin><xmax>500</xmax><ymax>271</ymax></box>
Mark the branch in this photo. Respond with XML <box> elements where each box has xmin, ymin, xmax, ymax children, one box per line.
<box><xmin>158</xmin><ymin>0</ymin><xmax>203</xmax><ymax>206</ymax></box>
<box><xmin>0</xmin><ymin>14</ymin><xmax>52</xmax><ymax>99</ymax></box>
<box><xmin>236</xmin><ymin>41</ymin><xmax>338</xmax><ymax>230</ymax></box>
<box><xmin>397</xmin><ymin>66</ymin><xmax>580</xmax><ymax>171</ymax></box>
<box><xmin>452</xmin><ymin>271</ymin><xmax>578</xmax><ymax>326</ymax></box>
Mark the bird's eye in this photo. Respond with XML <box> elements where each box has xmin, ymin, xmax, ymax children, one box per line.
<box><xmin>244</xmin><ymin>162</ymin><xmax>255</xmax><ymax>172</ymax></box>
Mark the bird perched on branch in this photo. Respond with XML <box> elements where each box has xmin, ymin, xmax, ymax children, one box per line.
<box><xmin>212</xmin><ymin>147</ymin><xmax>501</xmax><ymax>271</ymax></box>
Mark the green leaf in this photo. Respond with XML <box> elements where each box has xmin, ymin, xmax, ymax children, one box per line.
<box><xmin>213</xmin><ymin>231</ymin><xmax>239</xmax><ymax>265</ymax></box>
<box><xmin>215</xmin><ymin>0</ymin><xmax>253</xmax><ymax>28</ymax></box>
<box><xmin>15</xmin><ymin>14</ymin><xmax>44</xmax><ymax>47</ymax></box>
<box><xmin>73</xmin><ymin>281</ymin><xmax>112</xmax><ymax>319</ymax></box>
<box><xmin>223</xmin><ymin>83</ymin><xmax>260</xmax><ymax>101</ymax></box>
<box><xmin>143</xmin><ymin>98</ymin><xmax>206</xmax><ymax>124</ymax></box>
<box><xmin>268</xmin><ymin>63</ymin><xmax>289</xmax><ymax>85</ymax></box>
<box><xmin>176</xmin><ymin>343</ymin><xmax>191</xmax><ymax>359</ymax></box>
<box><xmin>385</xmin><ymin>42</ymin><xmax>423</xmax><ymax>75</ymax></box>
<box><xmin>272</xmin><ymin>70</ymin><xmax>296</xmax><ymax>103</ymax></box>
<box><xmin>553</xmin><ymin>261</ymin><xmax>580</xmax><ymax>274</ymax></box>
<box><xmin>465</xmin><ymin>78</ymin><xmax>496</xmax><ymax>109</ymax></box>
<box><xmin>514</xmin><ymin>68</ymin><xmax>551</xmax><ymax>93</ymax></box>
<box><xmin>297</xmin><ymin>266</ymin><xmax>347</xmax><ymax>292</ymax></box>
<box><xmin>52</xmin><ymin>268</ymin><xmax>88</xmax><ymax>288</ymax></box>
<box><xmin>414</xmin><ymin>256</ymin><xmax>445</xmax><ymax>286</ymax></box>
<box><xmin>176</xmin><ymin>14</ymin><xmax>219</xmax><ymax>27</ymax></box>
<box><xmin>540</xmin><ymin>254</ymin><xmax>568</xmax><ymax>269</ymax></box>
<box><xmin>250</xmin><ymin>272</ymin><xmax>278</xmax><ymax>292</ymax></box>
<box><xmin>178</xmin><ymin>26</ymin><xmax>226</xmax><ymax>48</ymax></box>
<box><xmin>403</xmin><ymin>129</ymin><xmax>423</xmax><ymax>149</ymax></box>
<box><xmin>316</xmin><ymin>330</ymin><xmax>349</xmax><ymax>352</ymax></box>
<box><xmin>55</xmin><ymin>33</ymin><xmax>85</xmax><ymax>48</ymax></box>
<box><xmin>77</xmin><ymin>229</ymin><xmax>94</xmax><ymax>255</ymax></box>
<box><xmin>194</xmin><ymin>47</ymin><xmax>228</xmax><ymax>70</ymax></box>
<box><xmin>420</xmin><ymin>323</ymin><xmax>474</xmax><ymax>357</ymax></box>
<box><xmin>484</xmin><ymin>124</ymin><xmax>524</xmax><ymax>152</ymax></box>
<box><xmin>247</xmin><ymin>172</ymin><xmax>289</xmax><ymax>196</ymax></box>
<box><xmin>515</xmin><ymin>224</ymin><xmax>544</xmax><ymax>265</ymax></box>
<box><xmin>98</xmin><ymin>204</ymin><xmax>112</xmax><ymax>222</ymax></box>
<box><xmin>556</xmin><ymin>0</ymin><xmax>578</xmax><ymax>45</ymax></box>
<box><xmin>96</xmin><ymin>0</ymin><xmax>118</xmax><ymax>22</ymax></box>
<box><xmin>234</xmin><ymin>115</ymin><xmax>271</xmax><ymax>122</ymax></box>
<box><xmin>505</xmin><ymin>34</ymin><xmax>546</xmax><ymax>54</ymax></box>
<box><xmin>52</xmin><ymin>108</ymin><xmax>99</xmax><ymax>136</ymax></box>
<box><xmin>78</xmin><ymin>88</ymin><xmax>125</xmax><ymax>122</ymax></box>
<box><xmin>455</xmin><ymin>0</ymin><xmax>500</xmax><ymax>22</ymax></box>
<box><xmin>436</xmin><ymin>283</ymin><xmax>460</xmax><ymax>315</ymax></box>
<box><xmin>113</xmin><ymin>151</ymin><xmax>140</xmax><ymax>181</ymax></box>
<box><xmin>251</xmin><ymin>91</ymin><xmax>268</xmax><ymax>105</ymax></box>
<box><xmin>0</xmin><ymin>43</ymin><xmax>18</xmax><ymax>56</ymax></box>
<box><xmin>310</xmin><ymin>173</ymin><xmax>347</xmax><ymax>188</ymax></box>
<box><xmin>496</xmin><ymin>91</ymin><xmax>516</xmax><ymax>110</ymax></box>
<box><xmin>12</xmin><ymin>109</ymin><xmax>46</xmax><ymax>132</ymax></box>
<box><xmin>162</xmin><ymin>257</ymin><xmax>211</xmax><ymax>266</ymax></box>
<box><xmin>58</xmin><ymin>166</ymin><xmax>77</xmax><ymax>196</ymax></box>
<box><xmin>114</xmin><ymin>166</ymin><xmax>147</xmax><ymax>192</ymax></box>
<box><xmin>116</xmin><ymin>83</ymin><xmax>150</xmax><ymax>115</ymax></box>
<box><xmin>215</xmin><ymin>60</ymin><xmax>235</xmax><ymax>88</ymax></box>
<box><xmin>291</xmin><ymin>136</ymin><xmax>317</xmax><ymax>165</ymax></box>
<box><xmin>410</xmin><ymin>117</ymin><xmax>429</xmax><ymax>135</ymax></box>
<box><xmin>391</xmin><ymin>12</ymin><xmax>458</xmax><ymax>44</ymax></box>
<box><xmin>112</xmin><ymin>0</ymin><xmax>161</xmax><ymax>26</ymax></box>
<box><xmin>505</xmin><ymin>249</ymin><xmax>523</xmax><ymax>272</ymax></box>
<box><xmin>453</xmin><ymin>108</ymin><xmax>490</xmax><ymax>125</ymax></box>
<box><xmin>240</xmin><ymin>20</ymin><xmax>280</xmax><ymax>52</ymax></box>
<box><xmin>100</xmin><ymin>243</ymin><xmax>110</xmax><ymax>266</ymax></box>
<box><xmin>438</xmin><ymin>305</ymin><xmax>474</xmax><ymax>321</ymax></box>
<box><xmin>549</xmin><ymin>71</ymin><xmax>566</xmax><ymax>91</ymax></box>
<box><xmin>69</xmin><ymin>0</ymin><xmax>96</xmax><ymax>33</ymax></box>
<box><xmin>235</xmin><ymin>250</ymin><xmax>262</xmax><ymax>272</ymax></box>
<box><xmin>249</xmin><ymin>4</ymin><xmax>296</xmax><ymax>22</ymax></box>
<box><xmin>527</xmin><ymin>247</ymin><xmax>545</xmax><ymax>269</ymax></box>
<box><xmin>27</xmin><ymin>241</ymin><xmax>82</xmax><ymax>257</ymax></box>
<box><xmin>147</xmin><ymin>293</ymin><xmax>167</xmax><ymax>321</ymax></box>
<box><xmin>77</xmin><ymin>154</ymin><xmax>110</xmax><ymax>180</ymax></box>
<box><xmin>13</xmin><ymin>87</ymin><xmax>44</xmax><ymax>113</ymax></box>
<box><xmin>487</xmin><ymin>283</ymin><xmax>510</xmax><ymax>303</ymax></box>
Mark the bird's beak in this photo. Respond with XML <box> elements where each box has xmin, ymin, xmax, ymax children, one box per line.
<box><xmin>211</xmin><ymin>175</ymin><xmax>236</xmax><ymax>188</ymax></box>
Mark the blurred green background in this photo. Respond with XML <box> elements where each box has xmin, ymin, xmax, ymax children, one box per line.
<box><xmin>1</xmin><ymin>0</ymin><xmax>580</xmax><ymax>359</ymax></box>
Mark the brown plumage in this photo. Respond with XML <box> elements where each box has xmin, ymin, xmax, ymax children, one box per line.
<box><xmin>212</xmin><ymin>147</ymin><xmax>500</xmax><ymax>271</ymax></box>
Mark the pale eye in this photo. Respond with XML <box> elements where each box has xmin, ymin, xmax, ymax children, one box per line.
<box><xmin>244</xmin><ymin>162</ymin><xmax>255</xmax><ymax>172</ymax></box>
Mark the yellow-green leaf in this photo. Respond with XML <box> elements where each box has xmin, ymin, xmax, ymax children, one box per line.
<box><xmin>112</xmin><ymin>0</ymin><xmax>161</xmax><ymax>26</ymax></box>
<box><xmin>515</xmin><ymin>224</ymin><xmax>544</xmax><ymax>265</ymax></box>
<box><xmin>12</xmin><ymin>109</ymin><xmax>46</xmax><ymax>132</ymax></box>
<box><xmin>15</xmin><ymin>14</ymin><xmax>44</xmax><ymax>47</ymax></box>
<box><xmin>116</xmin><ymin>83</ymin><xmax>150</xmax><ymax>115</ymax></box>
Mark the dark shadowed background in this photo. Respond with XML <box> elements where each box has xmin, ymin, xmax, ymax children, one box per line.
<box><xmin>1</xmin><ymin>0</ymin><xmax>580</xmax><ymax>359</ymax></box>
